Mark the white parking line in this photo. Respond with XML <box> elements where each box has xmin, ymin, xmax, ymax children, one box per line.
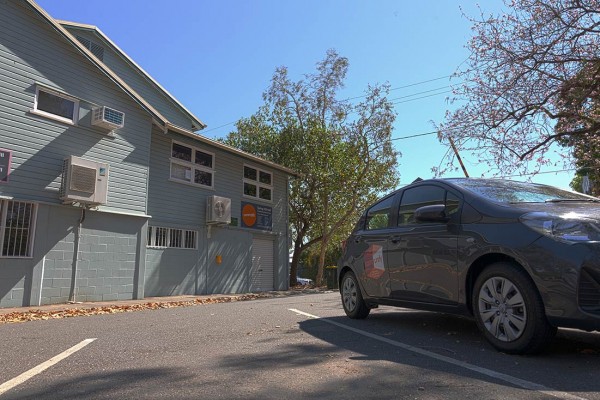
<box><xmin>289</xmin><ymin>309</ymin><xmax>587</xmax><ymax>400</ymax></box>
<box><xmin>0</xmin><ymin>338</ymin><xmax>97</xmax><ymax>396</ymax></box>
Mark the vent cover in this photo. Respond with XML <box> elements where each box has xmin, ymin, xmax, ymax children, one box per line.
<box><xmin>69</xmin><ymin>165</ymin><xmax>97</xmax><ymax>193</ymax></box>
<box><xmin>76</xmin><ymin>35</ymin><xmax>104</xmax><ymax>61</ymax></box>
<box><xmin>578</xmin><ymin>267</ymin><xmax>600</xmax><ymax>316</ymax></box>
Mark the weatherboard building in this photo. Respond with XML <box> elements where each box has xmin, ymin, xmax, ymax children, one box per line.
<box><xmin>0</xmin><ymin>0</ymin><xmax>294</xmax><ymax>308</ymax></box>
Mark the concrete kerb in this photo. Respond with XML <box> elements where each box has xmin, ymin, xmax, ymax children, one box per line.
<box><xmin>0</xmin><ymin>287</ymin><xmax>334</xmax><ymax>319</ymax></box>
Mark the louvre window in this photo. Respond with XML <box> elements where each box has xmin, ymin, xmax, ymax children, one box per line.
<box><xmin>76</xmin><ymin>35</ymin><xmax>105</xmax><ymax>61</ymax></box>
<box><xmin>147</xmin><ymin>226</ymin><xmax>197</xmax><ymax>249</ymax></box>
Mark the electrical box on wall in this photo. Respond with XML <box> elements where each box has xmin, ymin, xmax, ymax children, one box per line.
<box><xmin>206</xmin><ymin>195</ymin><xmax>231</xmax><ymax>224</ymax></box>
<box><xmin>59</xmin><ymin>155</ymin><xmax>109</xmax><ymax>205</ymax></box>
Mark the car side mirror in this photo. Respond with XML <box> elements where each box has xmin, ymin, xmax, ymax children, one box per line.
<box><xmin>414</xmin><ymin>204</ymin><xmax>449</xmax><ymax>223</ymax></box>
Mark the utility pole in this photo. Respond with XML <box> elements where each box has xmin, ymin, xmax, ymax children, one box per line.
<box><xmin>448</xmin><ymin>136</ymin><xmax>469</xmax><ymax>178</ymax></box>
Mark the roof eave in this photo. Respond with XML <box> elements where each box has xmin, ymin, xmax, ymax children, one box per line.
<box><xmin>165</xmin><ymin>123</ymin><xmax>298</xmax><ymax>177</ymax></box>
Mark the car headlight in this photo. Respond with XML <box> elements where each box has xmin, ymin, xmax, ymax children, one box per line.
<box><xmin>520</xmin><ymin>212</ymin><xmax>600</xmax><ymax>243</ymax></box>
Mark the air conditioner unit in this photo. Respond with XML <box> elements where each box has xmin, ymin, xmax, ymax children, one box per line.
<box><xmin>91</xmin><ymin>106</ymin><xmax>125</xmax><ymax>130</ymax></box>
<box><xmin>206</xmin><ymin>195</ymin><xmax>231</xmax><ymax>224</ymax></box>
<box><xmin>59</xmin><ymin>155</ymin><xmax>109</xmax><ymax>205</ymax></box>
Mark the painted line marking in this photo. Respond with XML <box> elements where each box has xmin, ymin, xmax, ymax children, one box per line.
<box><xmin>0</xmin><ymin>338</ymin><xmax>97</xmax><ymax>396</ymax></box>
<box><xmin>288</xmin><ymin>309</ymin><xmax>587</xmax><ymax>400</ymax></box>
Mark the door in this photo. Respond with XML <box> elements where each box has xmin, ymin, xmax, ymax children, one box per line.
<box><xmin>349</xmin><ymin>194</ymin><xmax>395</xmax><ymax>298</ymax></box>
<box><xmin>388</xmin><ymin>185</ymin><xmax>460</xmax><ymax>304</ymax></box>
<box><xmin>250</xmin><ymin>237</ymin><xmax>274</xmax><ymax>292</ymax></box>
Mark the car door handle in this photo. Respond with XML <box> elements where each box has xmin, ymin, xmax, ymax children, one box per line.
<box><xmin>354</xmin><ymin>236</ymin><xmax>362</xmax><ymax>243</ymax></box>
<box><xmin>390</xmin><ymin>236</ymin><xmax>402</xmax><ymax>244</ymax></box>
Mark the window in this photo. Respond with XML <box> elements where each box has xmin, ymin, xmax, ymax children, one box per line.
<box><xmin>398</xmin><ymin>185</ymin><xmax>446</xmax><ymax>225</ymax></box>
<box><xmin>0</xmin><ymin>200</ymin><xmax>36</xmax><ymax>258</ymax></box>
<box><xmin>147</xmin><ymin>226</ymin><xmax>197</xmax><ymax>249</ymax></box>
<box><xmin>32</xmin><ymin>86</ymin><xmax>79</xmax><ymax>125</ymax></box>
<box><xmin>170</xmin><ymin>141</ymin><xmax>214</xmax><ymax>188</ymax></box>
<box><xmin>243</xmin><ymin>165</ymin><xmax>272</xmax><ymax>201</ymax></box>
<box><xmin>366</xmin><ymin>195</ymin><xmax>394</xmax><ymax>230</ymax></box>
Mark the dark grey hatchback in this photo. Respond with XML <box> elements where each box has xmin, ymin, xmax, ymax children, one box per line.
<box><xmin>338</xmin><ymin>178</ymin><xmax>600</xmax><ymax>354</ymax></box>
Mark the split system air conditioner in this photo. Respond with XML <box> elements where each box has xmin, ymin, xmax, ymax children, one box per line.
<box><xmin>59</xmin><ymin>155</ymin><xmax>109</xmax><ymax>205</ymax></box>
<box><xmin>91</xmin><ymin>106</ymin><xmax>125</xmax><ymax>131</ymax></box>
<box><xmin>206</xmin><ymin>195</ymin><xmax>231</xmax><ymax>224</ymax></box>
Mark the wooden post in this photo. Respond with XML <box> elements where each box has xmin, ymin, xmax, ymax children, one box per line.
<box><xmin>448</xmin><ymin>136</ymin><xmax>469</xmax><ymax>178</ymax></box>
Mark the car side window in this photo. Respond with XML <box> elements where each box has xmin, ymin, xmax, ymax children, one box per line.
<box><xmin>446</xmin><ymin>192</ymin><xmax>461</xmax><ymax>216</ymax></box>
<box><xmin>398</xmin><ymin>186</ymin><xmax>446</xmax><ymax>225</ymax></box>
<box><xmin>365</xmin><ymin>195</ymin><xmax>394</xmax><ymax>230</ymax></box>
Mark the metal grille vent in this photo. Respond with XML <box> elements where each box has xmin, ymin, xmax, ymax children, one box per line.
<box><xmin>578</xmin><ymin>267</ymin><xmax>600</xmax><ymax>316</ymax></box>
<box><xmin>69</xmin><ymin>165</ymin><xmax>97</xmax><ymax>193</ymax></box>
<box><xmin>75</xmin><ymin>35</ymin><xmax>104</xmax><ymax>61</ymax></box>
<box><xmin>90</xmin><ymin>42</ymin><xmax>104</xmax><ymax>60</ymax></box>
<box><xmin>103</xmin><ymin>107</ymin><xmax>124</xmax><ymax>126</ymax></box>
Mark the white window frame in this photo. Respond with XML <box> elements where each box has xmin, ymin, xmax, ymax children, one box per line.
<box><xmin>169</xmin><ymin>140</ymin><xmax>215</xmax><ymax>189</ymax></box>
<box><xmin>243</xmin><ymin>164</ymin><xmax>273</xmax><ymax>202</ymax></box>
<box><xmin>0</xmin><ymin>200</ymin><xmax>37</xmax><ymax>258</ymax></box>
<box><xmin>147</xmin><ymin>226</ymin><xmax>198</xmax><ymax>250</ymax></box>
<box><xmin>31</xmin><ymin>86</ymin><xmax>79</xmax><ymax>125</ymax></box>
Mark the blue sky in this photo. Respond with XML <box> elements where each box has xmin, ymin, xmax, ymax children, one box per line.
<box><xmin>36</xmin><ymin>0</ymin><xmax>575</xmax><ymax>189</ymax></box>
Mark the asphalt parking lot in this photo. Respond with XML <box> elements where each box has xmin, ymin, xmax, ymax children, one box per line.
<box><xmin>0</xmin><ymin>291</ymin><xmax>599</xmax><ymax>399</ymax></box>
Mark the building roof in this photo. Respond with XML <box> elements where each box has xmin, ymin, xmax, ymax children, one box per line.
<box><xmin>25</xmin><ymin>0</ymin><xmax>297</xmax><ymax>177</ymax></box>
<box><xmin>56</xmin><ymin>19</ymin><xmax>206</xmax><ymax>132</ymax></box>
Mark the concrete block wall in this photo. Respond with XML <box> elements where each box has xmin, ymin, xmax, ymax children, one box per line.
<box><xmin>38</xmin><ymin>207</ymin><xmax>145</xmax><ymax>305</ymax></box>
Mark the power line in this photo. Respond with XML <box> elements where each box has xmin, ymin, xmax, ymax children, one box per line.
<box><xmin>389</xmin><ymin>85</ymin><xmax>452</xmax><ymax>102</ymax></box>
<box><xmin>201</xmin><ymin>73</ymin><xmax>460</xmax><ymax>134</ymax></box>
<box><xmin>392</xmin><ymin>90</ymin><xmax>453</xmax><ymax>105</ymax></box>
<box><xmin>343</xmin><ymin>74</ymin><xmax>454</xmax><ymax>101</ymax></box>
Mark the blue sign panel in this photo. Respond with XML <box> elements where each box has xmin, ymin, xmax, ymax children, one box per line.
<box><xmin>241</xmin><ymin>201</ymin><xmax>272</xmax><ymax>231</ymax></box>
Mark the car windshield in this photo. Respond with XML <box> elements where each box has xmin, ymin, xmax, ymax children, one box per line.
<box><xmin>448</xmin><ymin>179</ymin><xmax>597</xmax><ymax>203</ymax></box>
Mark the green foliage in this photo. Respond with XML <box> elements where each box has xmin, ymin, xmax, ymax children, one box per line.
<box><xmin>223</xmin><ymin>49</ymin><xmax>400</xmax><ymax>284</ymax></box>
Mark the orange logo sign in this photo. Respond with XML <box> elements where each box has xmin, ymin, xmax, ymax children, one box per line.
<box><xmin>242</xmin><ymin>203</ymin><xmax>257</xmax><ymax>227</ymax></box>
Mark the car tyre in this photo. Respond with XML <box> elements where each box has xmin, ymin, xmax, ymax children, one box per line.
<box><xmin>341</xmin><ymin>271</ymin><xmax>370</xmax><ymax>319</ymax></box>
<box><xmin>473</xmin><ymin>262</ymin><xmax>557</xmax><ymax>355</ymax></box>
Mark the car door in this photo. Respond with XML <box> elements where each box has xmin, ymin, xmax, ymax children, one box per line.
<box><xmin>388</xmin><ymin>184</ymin><xmax>461</xmax><ymax>304</ymax></box>
<box><xmin>349</xmin><ymin>194</ymin><xmax>396</xmax><ymax>298</ymax></box>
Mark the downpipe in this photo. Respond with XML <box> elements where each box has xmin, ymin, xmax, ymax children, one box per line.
<box><xmin>69</xmin><ymin>208</ymin><xmax>86</xmax><ymax>303</ymax></box>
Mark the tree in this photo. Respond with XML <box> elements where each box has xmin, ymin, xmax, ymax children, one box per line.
<box><xmin>224</xmin><ymin>49</ymin><xmax>399</xmax><ymax>285</ymax></box>
<box><xmin>436</xmin><ymin>0</ymin><xmax>600</xmax><ymax>177</ymax></box>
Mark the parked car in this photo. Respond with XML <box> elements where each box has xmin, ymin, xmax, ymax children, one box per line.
<box><xmin>296</xmin><ymin>276</ymin><xmax>313</xmax><ymax>286</ymax></box>
<box><xmin>337</xmin><ymin>178</ymin><xmax>600</xmax><ymax>354</ymax></box>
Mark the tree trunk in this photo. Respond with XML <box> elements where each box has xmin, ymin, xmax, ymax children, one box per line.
<box><xmin>289</xmin><ymin>237</ymin><xmax>303</xmax><ymax>287</ymax></box>
<box><xmin>316</xmin><ymin>235</ymin><xmax>329</xmax><ymax>286</ymax></box>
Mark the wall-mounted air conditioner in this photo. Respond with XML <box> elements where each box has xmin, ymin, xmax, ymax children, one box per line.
<box><xmin>91</xmin><ymin>106</ymin><xmax>125</xmax><ymax>130</ymax></box>
<box><xmin>59</xmin><ymin>155</ymin><xmax>109</xmax><ymax>205</ymax></box>
<box><xmin>206</xmin><ymin>195</ymin><xmax>231</xmax><ymax>224</ymax></box>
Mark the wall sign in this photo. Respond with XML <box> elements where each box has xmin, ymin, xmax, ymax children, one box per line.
<box><xmin>241</xmin><ymin>201</ymin><xmax>272</xmax><ymax>231</ymax></box>
<box><xmin>0</xmin><ymin>149</ymin><xmax>12</xmax><ymax>183</ymax></box>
